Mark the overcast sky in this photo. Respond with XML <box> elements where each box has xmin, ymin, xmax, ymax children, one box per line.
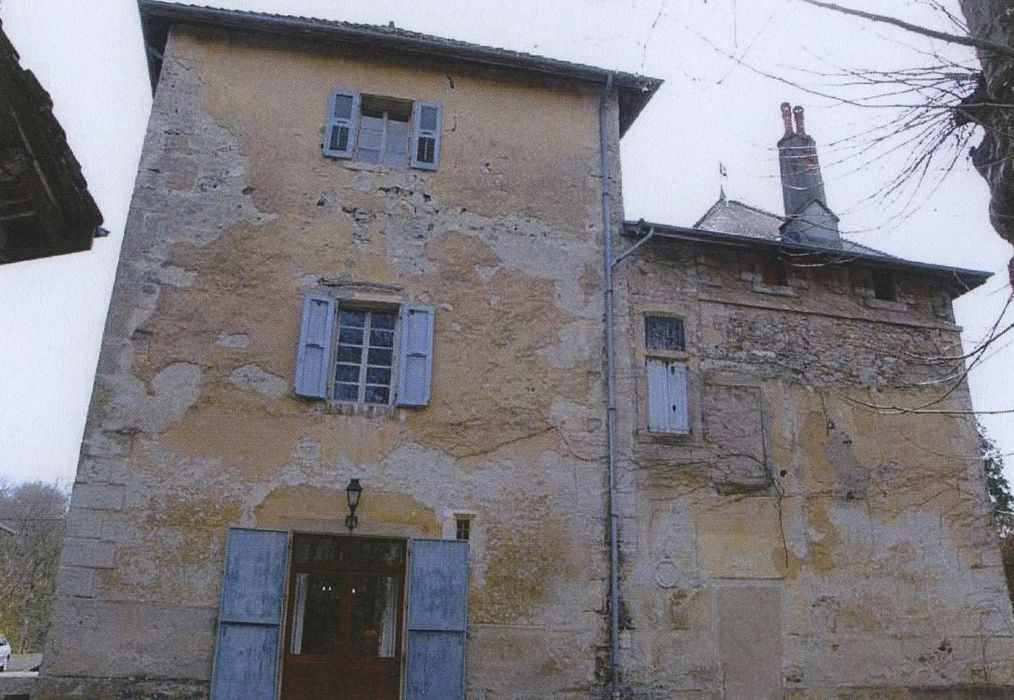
<box><xmin>1</xmin><ymin>0</ymin><xmax>1011</xmax><ymax>486</ymax></box>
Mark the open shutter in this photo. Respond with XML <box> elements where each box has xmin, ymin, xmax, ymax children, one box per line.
<box><xmin>294</xmin><ymin>292</ymin><xmax>335</xmax><ymax>399</ymax></box>
<box><xmin>410</xmin><ymin>101</ymin><xmax>442</xmax><ymax>170</ymax></box>
<box><xmin>396</xmin><ymin>304</ymin><xmax>434</xmax><ymax>407</ymax></box>
<box><xmin>323</xmin><ymin>88</ymin><xmax>360</xmax><ymax>158</ymax></box>
<box><xmin>210</xmin><ymin>528</ymin><xmax>289</xmax><ymax>700</ymax></box>
<box><xmin>405</xmin><ymin>539</ymin><xmax>468</xmax><ymax>700</ymax></box>
<box><xmin>670</xmin><ymin>362</ymin><xmax>690</xmax><ymax>434</ymax></box>
<box><xmin>647</xmin><ymin>360</ymin><xmax>690</xmax><ymax>433</ymax></box>
<box><xmin>646</xmin><ymin>359</ymin><xmax>671</xmax><ymax>432</ymax></box>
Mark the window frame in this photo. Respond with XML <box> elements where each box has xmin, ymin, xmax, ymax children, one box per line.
<box><xmin>322</xmin><ymin>87</ymin><xmax>442</xmax><ymax>171</ymax></box>
<box><xmin>642</xmin><ymin>314</ymin><xmax>691</xmax><ymax>436</ymax></box>
<box><xmin>332</xmin><ymin>306</ymin><xmax>400</xmax><ymax>406</ymax></box>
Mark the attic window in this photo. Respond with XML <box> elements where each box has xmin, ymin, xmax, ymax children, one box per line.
<box><xmin>323</xmin><ymin>88</ymin><xmax>442</xmax><ymax>170</ymax></box>
<box><xmin>645</xmin><ymin>316</ymin><xmax>685</xmax><ymax>352</ymax></box>
<box><xmin>759</xmin><ymin>256</ymin><xmax>789</xmax><ymax>287</ymax></box>
<box><xmin>872</xmin><ymin>270</ymin><xmax>897</xmax><ymax>301</ymax></box>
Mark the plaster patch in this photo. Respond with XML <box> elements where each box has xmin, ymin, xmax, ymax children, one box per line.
<box><xmin>215</xmin><ymin>333</ymin><xmax>249</xmax><ymax>348</ymax></box>
<box><xmin>157</xmin><ymin>265</ymin><xmax>196</xmax><ymax>288</ymax></box>
<box><xmin>229</xmin><ymin>363</ymin><xmax>288</xmax><ymax>398</ymax></box>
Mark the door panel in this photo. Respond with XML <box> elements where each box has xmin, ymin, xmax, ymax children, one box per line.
<box><xmin>281</xmin><ymin>535</ymin><xmax>405</xmax><ymax>700</ymax></box>
<box><xmin>404</xmin><ymin>539</ymin><xmax>468</xmax><ymax>700</ymax></box>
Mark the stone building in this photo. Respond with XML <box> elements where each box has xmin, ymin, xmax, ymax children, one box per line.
<box><xmin>38</xmin><ymin>2</ymin><xmax>1013</xmax><ymax>699</ymax></box>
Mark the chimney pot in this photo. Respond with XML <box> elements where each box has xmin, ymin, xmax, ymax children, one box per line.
<box><xmin>781</xmin><ymin>102</ymin><xmax>793</xmax><ymax>136</ymax></box>
<box><xmin>793</xmin><ymin>105</ymin><xmax>806</xmax><ymax>136</ymax></box>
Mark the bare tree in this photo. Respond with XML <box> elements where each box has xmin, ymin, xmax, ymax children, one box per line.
<box><xmin>795</xmin><ymin>0</ymin><xmax>1014</xmax><ymax>284</ymax></box>
<box><xmin>0</xmin><ymin>481</ymin><xmax>67</xmax><ymax>653</ymax></box>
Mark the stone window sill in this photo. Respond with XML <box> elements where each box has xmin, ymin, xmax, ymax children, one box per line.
<box><xmin>752</xmin><ymin>283</ymin><xmax>799</xmax><ymax>297</ymax></box>
<box><xmin>865</xmin><ymin>297</ymin><xmax>908</xmax><ymax>312</ymax></box>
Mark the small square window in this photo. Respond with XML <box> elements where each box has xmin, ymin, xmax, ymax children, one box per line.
<box><xmin>645</xmin><ymin>316</ymin><xmax>685</xmax><ymax>352</ymax></box>
<box><xmin>872</xmin><ymin>270</ymin><xmax>897</xmax><ymax>301</ymax></box>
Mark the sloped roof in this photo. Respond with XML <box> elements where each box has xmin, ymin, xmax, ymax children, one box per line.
<box><xmin>626</xmin><ymin>198</ymin><xmax>990</xmax><ymax>295</ymax></box>
<box><xmin>694</xmin><ymin>198</ymin><xmax>896</xmax><ymax>260</ymax></box>
<box><xmin>136</xmin><ymin>1</ymin><xmax>663</xmax><ymax>136</ymax></box>
<box><xmin>0</xmin><ymin>20</ymin><xmax>103</xmax><ymax>263</ymax></box>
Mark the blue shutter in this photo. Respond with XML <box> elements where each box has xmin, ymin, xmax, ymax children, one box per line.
<box><xmin>294</xmin><ymin>292</ymin><xmax>335</xmax><ymax>399</ymax></box>
<box><xmin>670</xmin><ymin>362</ymin><xmax>690</xmax><ymax>433</ymax></box>
<box><xmin>410</xmin><ymin>101</ymin><xmax>442</xmax><ymax>170</ymax></box>
<box><xmin>405</xmin><ymin>539</ymin><xmax>468</xmax><ymax>700</ymax></box>
<box><xmin>396</xmin><ymin>304</ymin><xmax>434</xmax><ymax>407</ymax></box>
<box><xmin>323</xmin><ymin>88</ymin><xmax>360</xmax><ymax>158</ymax></box>
<box><xmin>210</xmin><ymin>528</ymin><xmax>289</xmax><ymax>700</ymax></box>
<box><xmin>647</xmin><ymin>360</ymin><xmax>690</xmax><ymax>434</ymax></box>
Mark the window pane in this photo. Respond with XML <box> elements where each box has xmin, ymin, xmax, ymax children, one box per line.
<box><xmin>367</xmin><ymin>348</ymin><xmax>393</xmax><ymax>366</ymax></box>
<box><xmin>340</xmin><ymin>311</ymin><xmax>366</xmax><ymax>328</ymax></box>
<box><xmin>364</xmin><ymin>385</ymin><xmax>389</xmax><ymax>405</ymax></box>
<box><xmin>336</xmin><ymin>364</ymin><xmax>360</xmax><ymax>383</ymax></box>
<box><xmin>372</xmin><ymin>313</ymin><xmax>396</xmax><ymax>330</ymax></box>
<box><xmin>645</xmin><ymin>316</ymin><xmax>685</xmax><ymax>351</ymax></box>
<box><xmin>366</xmin><ymin>367</ymin><xmax>391</xmax><ymax>385</ymax></box>
<box><xmin>339</xmin><ymin>327</ymin><xmax>363</xmax><ymax>345</ymax></box>
<box><xmin>370</xmin><ymin>328</ymin><xmax>395</xmax><ymax>348</ymax></box>
<box><xmin>348</xmin><ymin>576</ymin><xmax>399</xmax><ymax>658</ymax></box>
<box><xmin>298</xmin><ymin>573</ymin><xmax>341</xmax><ymax>654</ymax></box>
<box><xmin>338</xmin><ymin>345</ymin><xmax>362</xmax><ymax>363</ymax></box>
<box><xmin>335</xmin><ymin>383</ymin><xmax>359</xmax><ymax>401</ymax></box>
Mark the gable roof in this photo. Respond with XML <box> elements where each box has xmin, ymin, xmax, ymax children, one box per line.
<box><xmin>136</xmin><ymin>1</ymin><xmax>663</xmax><ymax>136</ymax></box>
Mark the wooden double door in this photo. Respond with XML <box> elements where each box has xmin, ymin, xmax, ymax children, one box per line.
<box><xmin>280</xmin><ymin>535</ymin><xmax>406</xmax><ymax>700</ymax></box>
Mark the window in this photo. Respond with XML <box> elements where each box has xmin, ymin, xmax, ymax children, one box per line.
<box><xmin>759</xmin><ymin>256</ymin><xmax>789</xmax><ymax>287</ymax></box>
<box><xmin>871</xmin><ymin>270</ymin><xmax>897</xmax><ymax>301</ymax></box>
<box><xmin>455</xmin><ymin>517</ymin><xmax>471</xmax><ymax>542</ymax></box>
<box><xmin>335</xmin><ymin>309</ymin><xmax>396</xmax><ymax>404</ymax></box>
<box><xmin>645</xmin><ymin>316</ymin><xmax>685</xmax><ymax>352</ymax></box>
<box><xmin>294</xmin><ymin>294</ymin><xmax>434</xmax><ymax>407</ymax></box>
<box><xmin>324</xmin><ymin>87</ymin><xmax>442</xmax><ymax>170</ymax></box>
<box><xmin>644</xmin><ymin>316</ymin><xmax>689</xmax><ymax>435</ymax></box>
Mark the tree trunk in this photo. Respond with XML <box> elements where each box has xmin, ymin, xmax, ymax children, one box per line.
<box><xmin>958</xmin><ymin>0</ymin><xmax>1014</xmax><ymax>282</ymax></box>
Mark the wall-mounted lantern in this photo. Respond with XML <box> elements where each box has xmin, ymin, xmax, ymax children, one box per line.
<box><xmin>345</xmin><ymin>478</ymin><xmax>363</xmax><ymax>532</ymax></box>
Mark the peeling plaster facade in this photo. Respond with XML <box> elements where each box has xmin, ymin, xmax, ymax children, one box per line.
<box><xmin>37</xmin><ymin>9</ymin><xmax>1014</xmax><ymax>700</ymax></box>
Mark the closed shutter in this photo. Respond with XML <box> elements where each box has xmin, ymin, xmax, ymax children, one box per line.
<box><xmin>294</xmin><ymin>292</ymin><xmax>336</xmax><ymax>399</ymax></box>
<box><xmin>405</xmin><ymin>539</ymin><xmax>468</xmax><ymax>700</ymax></box>
<box><xmin>396</xmin><ymin>304</ymin><xmax>434</xmax><ymax>407</ymax></box>
<box><xmin>323</xmin><ymin>88</ymin><xmax>360</xmax><ymax>158</ymax></box>
<box><xmin>210</xmin><ymin>528</ymin><xmax>289</xmax><ymax>700</ymax></box>
<box><xmin>646</xmin><ymin>359</ymin><xmax>689</xmax><ymax>434</ymax></box>
<box><xmin>410</xmin><ymin>101</ymin><xmax>442</xmax><ymax>170</ymax></box>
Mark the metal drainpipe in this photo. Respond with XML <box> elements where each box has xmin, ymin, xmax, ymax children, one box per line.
<box><xmin>598</xmin><ymin>71</ymin><xmax>622</xmax><ymax>700</ymax></box>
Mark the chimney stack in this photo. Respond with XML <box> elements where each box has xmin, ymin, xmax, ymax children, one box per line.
<box><xmin>781</xmin><ymin>102</ymin><xmax>793</xmax><ymax>138</ymax></box>
<box><xmin>777</xmin><ymin>103</ymin><xmax>840</xmax><ymax>247</ymax></box>
<box><xmin>792</xmin><ymin>105</ymin><xmax>805</xmax><ymax>136</ymax></box>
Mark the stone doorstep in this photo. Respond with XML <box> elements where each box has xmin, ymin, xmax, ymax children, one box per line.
<box><xmin>0</xmin><ymin>671</ymin><xmax>38</xmax><ymax>697</ymax></box>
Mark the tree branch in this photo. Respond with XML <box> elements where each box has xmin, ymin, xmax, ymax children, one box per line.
<box><xmin>795</xmin><ymin>0</ymin><xmax>1014</xmax><ymax>60</ymax></box>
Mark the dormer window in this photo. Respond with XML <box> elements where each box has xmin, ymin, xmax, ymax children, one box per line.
<box><xmin>323</xmin><ymin>88</ymin><xmax>442</xmax><ymax>170</ymax></box>
<box><xmin>872</xmin><ymin>270</ymin><xmax>897</xmax><ymax>301</ymax></box>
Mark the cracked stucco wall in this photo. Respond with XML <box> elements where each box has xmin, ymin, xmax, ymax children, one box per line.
<box><xmin>39</xmin><ymin>25</ymin><xmax>621</xmax><ymax>700</ymax></box>
<box><xmin>612</xmin><ymin>242</ymin><xmax>1014</xmax><ymax>699</ymax></box>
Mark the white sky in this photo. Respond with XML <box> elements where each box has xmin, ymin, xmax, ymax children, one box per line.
<box><xmin>1</xmin><ymin>0</ymin><xmax>1011</xmax><ymax>486</ymax></box>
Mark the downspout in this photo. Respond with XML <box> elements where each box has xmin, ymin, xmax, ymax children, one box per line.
<box><xmin>598</xmin><ymin>71</ymin><xmax>622</xmax><ymax>699</ymax></box>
